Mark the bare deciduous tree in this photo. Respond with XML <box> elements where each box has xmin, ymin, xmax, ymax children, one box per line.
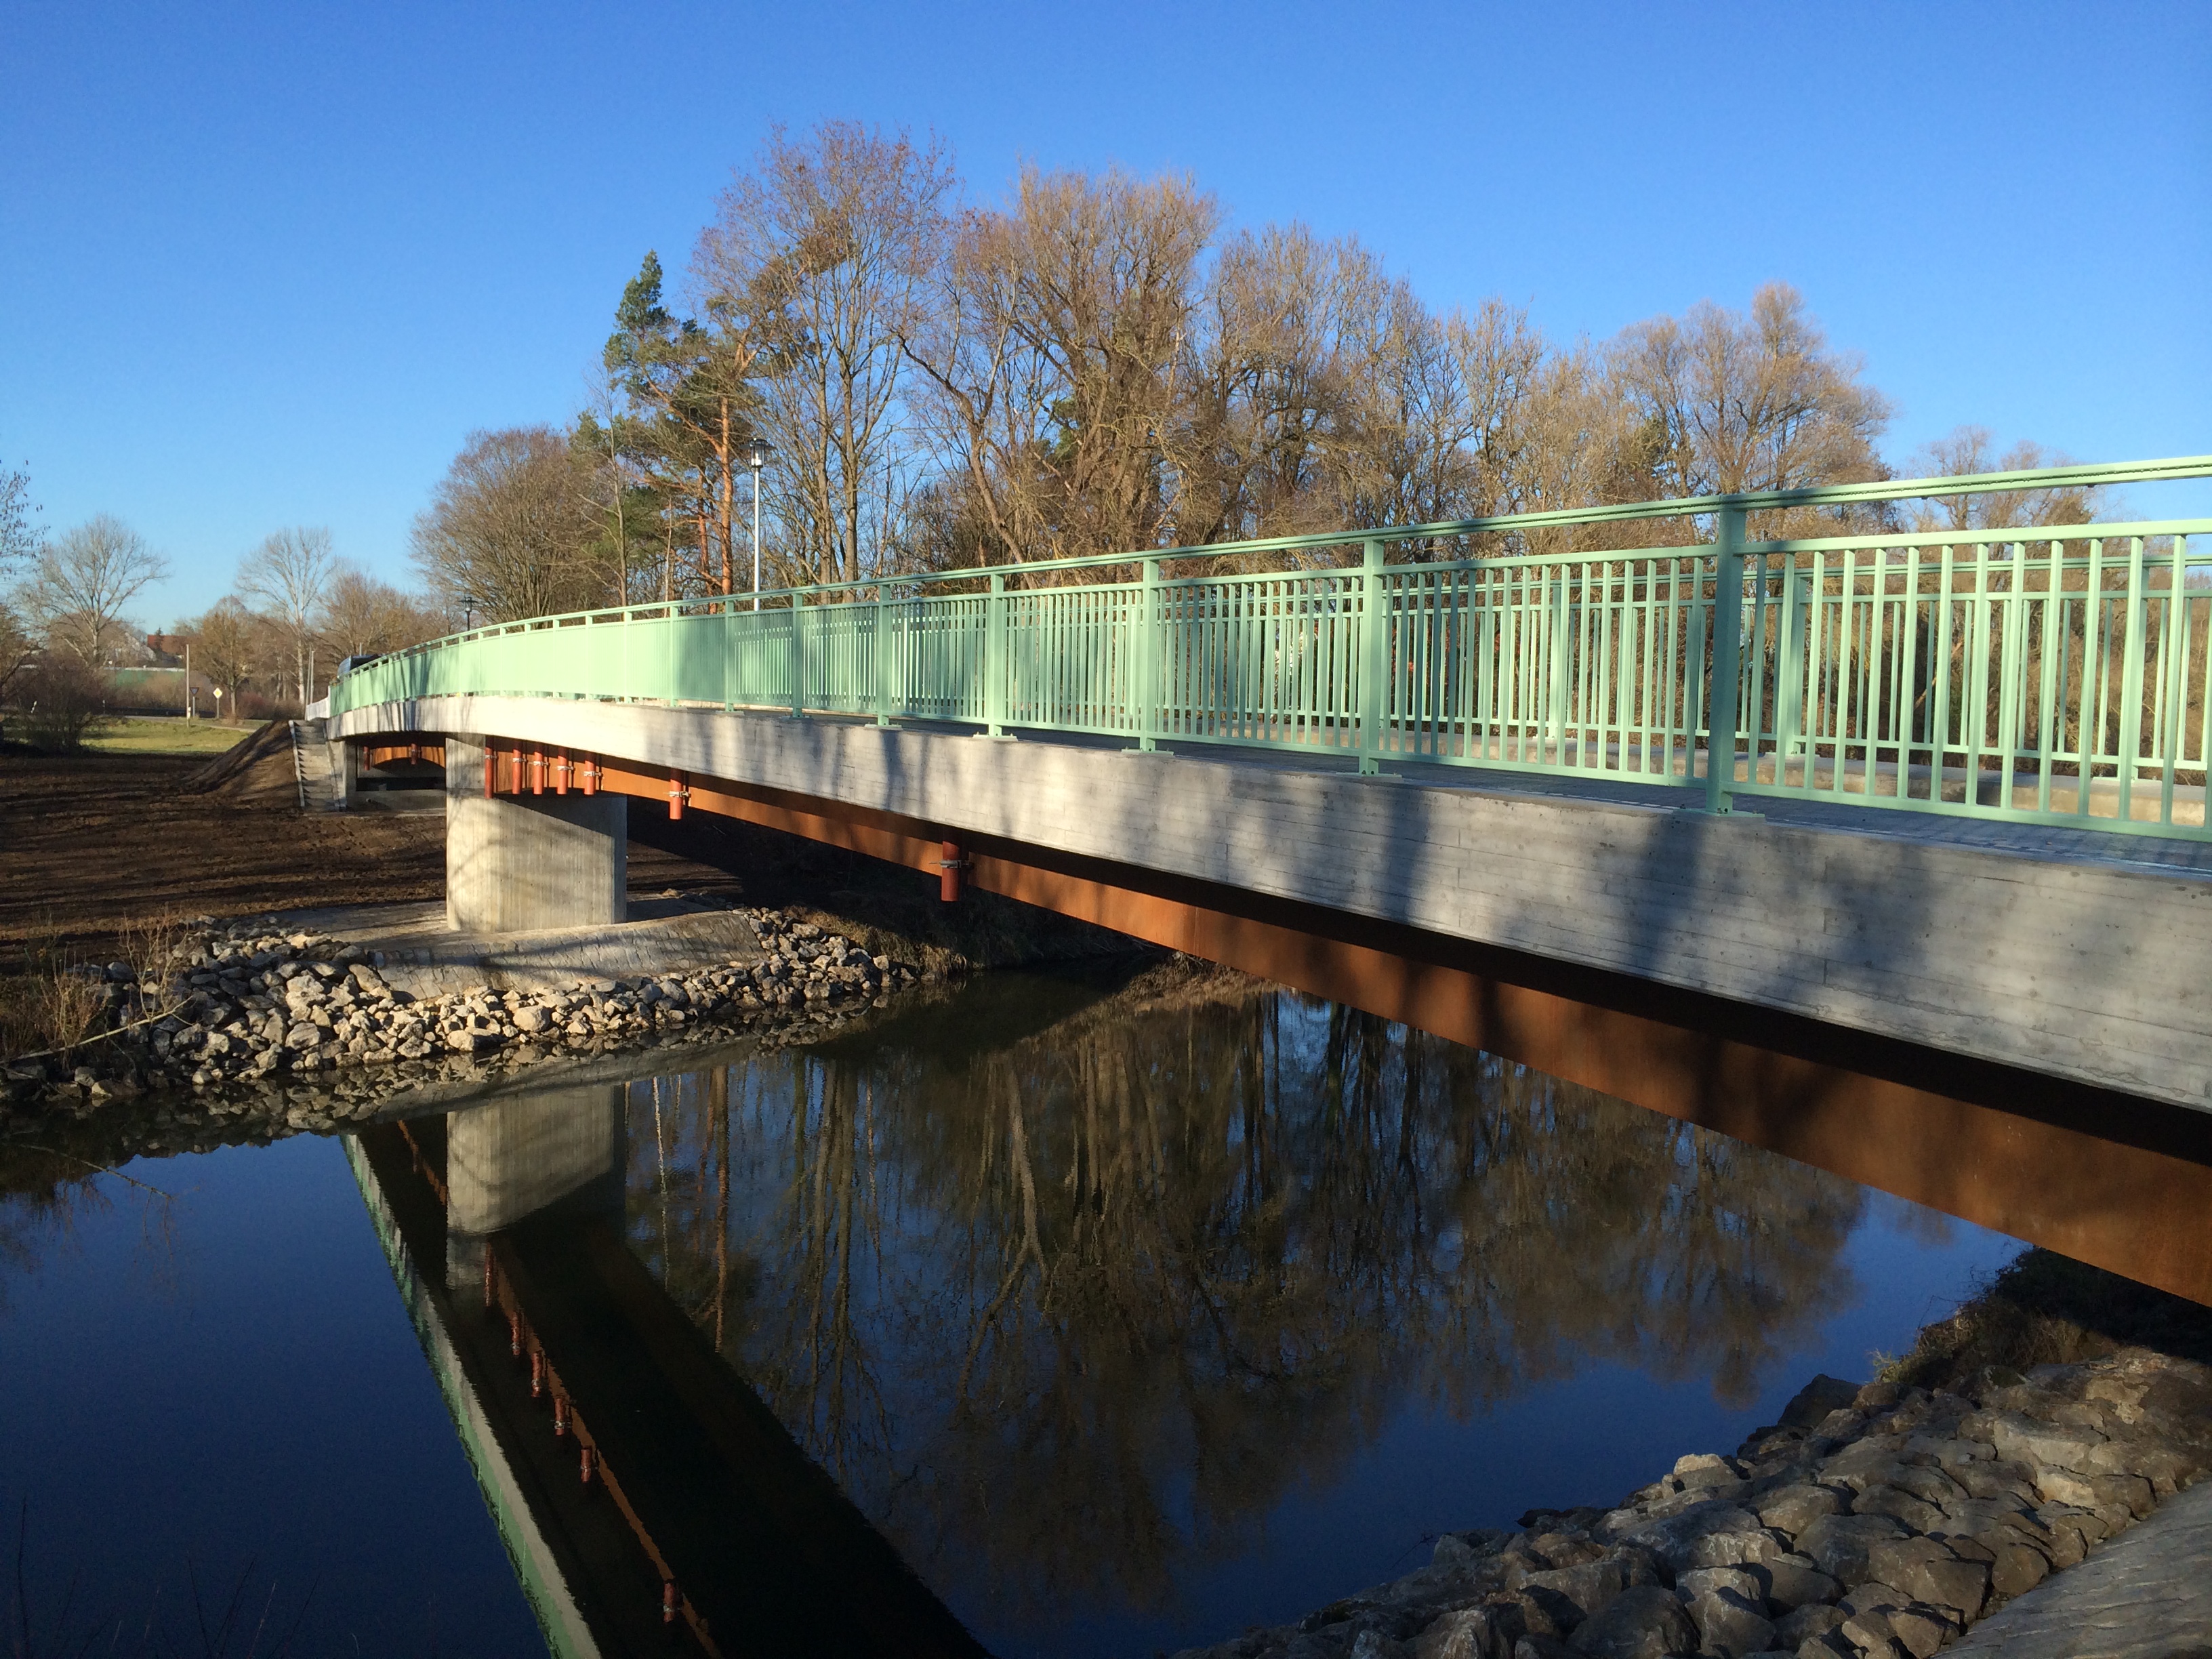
<box><xmin>906</xmin><ymin>164</ymin><xmax>1221</xmax><ymax>567</ymax></box>
<box><xmin>237</xmin><ymin>526</ymin><xmax>337</xmax><ymax>704</ymax></box>
<box><xmin>410</xmin><ymin>427</ymin><xmax>602</xmax><ymax>622</ymax></box>
<box><xmin>21</xmin><ymin>514</ymin><xmax>171</xmax><ymax>667</ymax></box>
<box><xmin>1907</xmin><ymin>426</ymin><xmax>2103</xmax><ymax>530</ymax></box>
<box><xmin>180</xmin><ymin>598</ymin><xmax>258</xmax><ymax>716</ymax></box>
<box><xmin>697</xmin><ymin>121</ymin><xmax>956</xmax><ymax>588</ymax></box>
<box><xmin>0</xmin><ymin>597</ymin><xmax>37</xmax><ymax>741</ymax></box>
<box><xmin>0</xmin><ymin>462</ymin><xmax>41</xmax><ymax>577</ymax></box>
<box><xmin>1610</xmin><ymin>281</ymin><xmax>1891</xmax><ymax>536</ymax></box>
<box><xmin>316</xmin><ymin>565</ymin><xmax>447</xmax><ymax>660</ymax></box>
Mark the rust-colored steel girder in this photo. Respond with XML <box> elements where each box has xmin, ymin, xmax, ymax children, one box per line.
<box><xmin>360</xmin><ymin>741</ymin><xmax>444</xmax><ymax>770</ymax></box>
<box><xmin>474</xmin><ymin>739</ymin><xmax>2212</xmax><ymax>1305</ymax></box>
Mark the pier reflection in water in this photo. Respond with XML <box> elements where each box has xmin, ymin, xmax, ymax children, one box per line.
<box><xmin>371</xmin><ymin>960</ymin><xmax>2023</xmax><ymax>1659</ymax></box>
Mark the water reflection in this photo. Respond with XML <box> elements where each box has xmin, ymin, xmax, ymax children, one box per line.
<box><xmin>3</xmin><ymin>960</ymin><xmax>1971</xmax><ymax>1659</ymax></box>
<box><xmin>612</xmin><ymin>962</ymin><xmax>1866</xmax><ymax>1647</ymax></box>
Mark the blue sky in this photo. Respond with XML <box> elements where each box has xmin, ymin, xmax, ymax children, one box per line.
<box><xmin>3</xmin><ymin>0</ymin><xmax>2207</xmax><ymax>626</ymax></box>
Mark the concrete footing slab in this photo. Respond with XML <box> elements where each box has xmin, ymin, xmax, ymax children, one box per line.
<box><xmin>1946</xmin><ymin>1474</ymin><xmax>2212</xmax><ymax>1658</ymax></box>
<box><xmin>266</xmin><ymin>897</ymin><xmax>763</xmax><ymax>998</ymax></box>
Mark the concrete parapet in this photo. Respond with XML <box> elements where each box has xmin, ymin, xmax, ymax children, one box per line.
<box><xmin>444</xmin><ymin>733</ymin><xmax>626</xmax><ymax>935</ymax></box>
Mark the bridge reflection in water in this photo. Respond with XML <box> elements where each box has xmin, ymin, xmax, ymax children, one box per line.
<box><xmin>346</xmin><ymin>963</ymin><xmax>1992</xmax><ymax>1657</ymax></box>
<box><xmin>350</xmin><ymin>1090</ymin><xmax>989</xmax><ymax>1659</ymax></box>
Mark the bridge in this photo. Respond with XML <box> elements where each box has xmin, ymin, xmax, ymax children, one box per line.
<box><xmin>325</xmin><ymin>456</ymin><xmax>2212</xmax><ymax>1301</ymax></box>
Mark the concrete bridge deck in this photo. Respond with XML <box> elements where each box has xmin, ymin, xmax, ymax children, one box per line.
<box><xmin>336</xmin><ymin>693</ymin><xmax>2212</xmax><ymax>1108</ymax></box>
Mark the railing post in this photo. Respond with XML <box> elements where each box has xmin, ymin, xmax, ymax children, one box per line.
<box><xmin>1129</xmin><ymin>556</ymin><xmax>1164</xmax><ymax>751</ymax></box>
<box><xmin>1359</xmin><ymin>538</ymin><xmax>1389</xmax><ymax>775</ymax></box>
<box><xmin>787</xmin><ymin>591</ymin><xmax>806</xmax><ymax>720</ymax></box>
<box><xmin>985</xmin><ymin>571</ymin><xmax>1008</xmax><ymax>737</ymax></box>
<box><xmin>874</xmin><ymin>579</ymin><xmax>899</xmax><ymax>729</ymax></box>
<box><xmin>722</xmin><ymin>602</ymin><xmax>734</xmax><ymax>713</ymax></box>
<box><xmin>1704</xmin><ymin>503</ymin><xmax>1746</xmax><ymax>813</ymax></box>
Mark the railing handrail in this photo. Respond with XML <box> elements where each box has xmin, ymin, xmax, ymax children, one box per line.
<box><xmin>337</xmin><ymin>455</ymin><xmax>2212</xmax><ymax>685</ymax></box>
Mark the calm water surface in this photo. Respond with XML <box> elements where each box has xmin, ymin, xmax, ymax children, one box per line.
<box><xmin>1</xmin><ymin>964</ymin><xmax>2023</xmax><ymax>1657</ymax></box>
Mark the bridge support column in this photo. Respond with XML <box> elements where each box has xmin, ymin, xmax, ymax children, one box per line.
<box><xmin>445</xmin><ymin>734</ymin><xmax>626</xmax><ymax>933</ymax></box>
<box><xmin>331</xmin><ymin>737</ymin><xmax>357</xmax><ymax>808</ymax></box>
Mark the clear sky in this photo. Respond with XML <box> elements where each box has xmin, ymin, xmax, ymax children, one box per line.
<box><xmin>3</xmin><ymin>0</ymin><xmax>2207</xmax><ymax>626</ymax></box>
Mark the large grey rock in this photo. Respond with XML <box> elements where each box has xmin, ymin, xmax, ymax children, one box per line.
<box><xmin>1982</xmin><ymin>1538</ymin><xmax>2051</xmax><ymax>1599</ymax></box>
<box><xmin>1778</xmin><ymin>1376</ymin><xmax>1862</xmax><ymax>1431</ymax></box>
<box><xmin>1771</xmin><ymin>1601</ymin><xmax>1846</xmax><ymax>1650</ymax></box>
<box><xmin>1883</xmin><ymin>1603</ymin><xmax>1963</xmax><ymax>1659</ymax></box>
<box><xmin>1949</xmin><ymin>1458</ymin><xmax>2043</xmax><ymax>1504</ymax></box>
<box><xmin>1673</xmin><ymin>1567</ymin><xmax>1761</xmax><ymax>1605</ymax></box>
<box><xmin>1851</xmin><ymin>1484</ymin><xmax>1948</xmax><ymax>1532</ymax></box>
<box><xmin>1752</xmin><ymin>1483</ymin><xmax>1847</xmax><ymax>1536</ymax></box>
<box><xmin>1793</xmin><ymin>1512</ymin><xmax>1910</xmax><ymax>1585</ymax></box>
<box><xmin>1681</xmin><ymin>1588</ymin><xmax>1773</xmax><ymax>1658</ymax></box>
<box><xmin>1610</xmin><ymin>1501</ymin><xmax>1761</xmax><ymax>1578</ymax></box>
<box><xmin>1882</xmin><ymin>1464</ymin><xmax>1969</xmax><ymax>1507</ymax></box>
<box><xmin>1562</xmin><ymin>1586</ymin><xmax>1695</xmax><ymax>1658</ymax></box>
<box><xmin>1751</xmin><ymin>1554</ymin><xmax>1841</xmax><ymax>1612</ymax></box>
<box><xmin>2032</xmin><ymin>1467</ymin><xmax>2156</xmax><ymax>1519</ymax></box>
<box><xmin>1900</xmin><ymin>1431</ymin><xmax>1994</xmax><ymax>1470</ymax></box>
<box><xmin>1864</xmin><ymin>1537</ymin><xmax>1988</xmax><ymax>1620</ymax></box>
<box><xmin>2083</xmin><ymin>1437</ymin><xmax>2198</xmax><ymax>1492</ymax></box>
<box><xmin>1681</xmin><ymin>1528</ymin><xmax>1795</xmax><ymax>1571</ymax></box>
<box><xmin>1410</xmin><ymin>1607</ymin><xmax>1502</xmax><ymax>1659</ymax></box>
<box><xmin>1984</xmin><ymin>1411</ymin><xmax>2107</xmax><ymax>1473</ymax></box>
<box><xmin>1520</xmin><ymin>1557</ymin><xmax>1656</xmax><ymax>1623</ymax></box>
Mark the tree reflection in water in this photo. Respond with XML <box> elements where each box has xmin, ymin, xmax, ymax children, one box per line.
<box><xmin>619</xmin><ymin>962</ymin><xmax>1862</xmax><ymax>1639</ymax></box>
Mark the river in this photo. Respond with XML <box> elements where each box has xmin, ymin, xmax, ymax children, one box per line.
<box><xmin>0</xmin><ymin>960</ymin><xmax>2023</xmax><ymax>1656</ymax></box>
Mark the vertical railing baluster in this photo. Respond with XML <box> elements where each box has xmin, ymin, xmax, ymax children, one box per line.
<box><xmin>788</xmin><ymin>591</ymin><xmax>806</xmax><ymax>720</ymax></box>
<box><xmin>1131</xmin><ymin>557</ymin><xmax>1163</xmax><ymax>751</ymax></box>
<box><xmin>874</xmin><ymin>579</ymin><xmax>898</xmax><ymax>728</ymax></box>
<box><xmin>1704</xmin><ymin>504</ymin><xmax>1746</xmax><ymax>813</ymax></box>
<box><xmin>985</xmin><ymin>571</ymin><xmax>1008</xmax><ymax>737</ymax></box>
<box><xmin>1359</xmin><ymin>539</ymin><xmax>1388</xmax><ymax>775</ymax></box>
<box><xmin>2116</xmin><ymin>537</ymin><xmax>2150</xmax><ymax>823</ymax></box>
<box><xmin>2158</xmin><ymin>531</ymin><xmax>2186</xmax><ymax>825</ymax></box>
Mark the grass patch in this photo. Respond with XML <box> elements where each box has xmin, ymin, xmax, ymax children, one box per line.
<box><xmin>1881</xmin><ymin>1247</ymin><xmax>2212</xmax><ymax>1391</ymax></box>
<box><xmin>85</xmin><ymin>718</ymin><xmax>258</xmax><ymax>757</ymax></box>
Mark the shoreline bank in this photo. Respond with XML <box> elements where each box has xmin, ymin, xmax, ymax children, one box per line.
<box><xmin>1170</xmin><ymin>1304</ymin><xmax>2212</xmax><ymax>1659</ymax></box>
<box><xmin>0</xmin><ymin>900</ymin><xmax>939</xmax><ymax>1131</ymax></box>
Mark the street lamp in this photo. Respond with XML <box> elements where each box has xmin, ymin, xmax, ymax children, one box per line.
<box><xmin>746</xmin><ymin>438</ymin><xmax>775</xmax><ymax>612</ymax></box>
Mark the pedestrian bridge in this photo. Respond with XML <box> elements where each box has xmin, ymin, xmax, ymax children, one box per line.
<box><xmin>325</xmin><ymin>456</ymin><xmax>2212</xmax><ymax>1301</ymax></box>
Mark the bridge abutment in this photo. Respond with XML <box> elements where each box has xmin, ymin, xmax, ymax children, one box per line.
<box><xmin>443</xmin><ymin>734</ymin><xmax>626</xmax><ymax>934</ymax></box>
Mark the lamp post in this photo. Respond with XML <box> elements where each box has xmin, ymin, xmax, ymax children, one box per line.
<box><xmin>746</xmin><ymin>438</ymin><xmax>775</xmax><ymax>612</ymax></box>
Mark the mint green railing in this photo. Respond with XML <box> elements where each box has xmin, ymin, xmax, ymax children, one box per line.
<box><xmin>333</xmin><ymin>457</ymin><xmax>2212</xmax><ymax>840</ymax></box>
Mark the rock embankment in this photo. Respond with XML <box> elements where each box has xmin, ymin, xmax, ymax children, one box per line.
<box><xmin>1174</xmin><ymin>1349</ymin><xmax>2212</xmax><ymax>1659</ymax></box>
<box><xmin>1</xmin><ymin>904</ymin><xmax>922</xmax><ymax>1121</ymax></box>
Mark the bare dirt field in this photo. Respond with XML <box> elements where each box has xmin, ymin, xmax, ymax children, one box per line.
<box><xmin>0</xmin><ymin>737</ymin><xmax>737</xmax><ymax>973</ymax></box>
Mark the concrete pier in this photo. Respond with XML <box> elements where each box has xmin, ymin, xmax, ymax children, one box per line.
<box><xmin>443</xmin><ymin>733</ymin><xmax>626</xmax><ymax>934</ymax></box>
